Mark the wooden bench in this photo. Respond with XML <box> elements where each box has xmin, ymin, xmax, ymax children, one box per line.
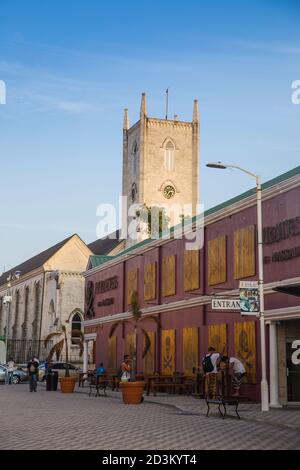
<box><xmin>147</xmin><ymin>375</ymin><xmax>188</xmax><ymax>396</ymax></box>
<box><xmin>206</xmin><ymin>396</ymin><xmax>240</xmax><ymax>419</ymax></box>
<box><xmin>204</xmin><ymin>370</ymin><xmax>249</xmax><ymax>419</ymax></box>
<box><xmin>78</xmin><ymin>370</ymin><xmax>95</xmax><ymax>388</ymax></box>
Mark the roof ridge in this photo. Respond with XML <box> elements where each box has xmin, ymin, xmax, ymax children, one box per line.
<box><xmin>0</xmin><ymin>234</ymin><xmax>76</xmax><ymax>287</ymax></box>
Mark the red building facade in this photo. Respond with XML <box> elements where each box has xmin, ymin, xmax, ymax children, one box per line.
<box><xmin>84</xmin><ymin>167</ymin><xmax>300</xmax><ymax>404</ymax></box>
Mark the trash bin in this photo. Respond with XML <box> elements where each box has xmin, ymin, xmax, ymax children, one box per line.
<box><xmin>46</xmin><ymin>371</ymin><xmax>58</xmax><ymax>391</ymax></box>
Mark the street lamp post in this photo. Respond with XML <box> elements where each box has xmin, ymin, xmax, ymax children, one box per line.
<box><xmin>206</xmin><ymin>162</ymin><xmax>269</xmax><ymax>412</ymax></box>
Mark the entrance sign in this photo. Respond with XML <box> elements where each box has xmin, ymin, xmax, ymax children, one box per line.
<box><xmin>211</xmin><ymin>299</ymin><xmax>240</xmax><ymax>310</ymax></box>
<box><xmin>239</xmin><ymin>281</ymin><xmax>259</xmax><ymax>315</ymax></box>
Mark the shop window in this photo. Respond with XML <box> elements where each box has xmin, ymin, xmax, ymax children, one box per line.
<box><xmin>162</xmin><ymin>255</ymin><xmax>176</xmax><ymax>296</ymax></box>
<box><xmin>144</xmin><ymin>262</ymin><xmax>156</xmax><ymax>301</ymax></box>
<box><xmin>184</xmin><ymin>250</ymin><xmax>199</xmax><ymax>291</ymax></box>
<box><xmin>208</xmin><ymin>235</ymin><xmax>227</xmax><ymax>286</ymax></box>
<box><xmin>127</xmin><ymin>269</ymin><xmax>138</xmax><ymax>305</ymax></box>
<box><xmin>234</xmin><ymin>225</ymin><xmax>256</xmax><ymax>279</ymax></box>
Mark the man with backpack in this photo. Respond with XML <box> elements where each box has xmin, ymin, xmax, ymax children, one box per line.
<box><xmin>27</xmin><ymin>356</ymin><xmax>39</xmax><ymax>392</ymax></box>
<box><xmin>202</xmin><ymin>346</ymin><xmax>221</xmax><ymax>399</ymax></box>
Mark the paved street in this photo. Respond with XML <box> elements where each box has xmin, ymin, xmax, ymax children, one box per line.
<box><xmin>1</xmin><ymin>383</ymin><xmax>300</xmax><ymax>450</ymax></box>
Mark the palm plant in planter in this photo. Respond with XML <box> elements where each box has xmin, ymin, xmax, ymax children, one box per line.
<box><xmin>109</xmin><ymin>290</ymin><xmax>160</xmax><ymax>404</ymax></box>
<box><xmin>44</xmin><ymin>324</ymin><xmax>83</xmax><ymax>393</ymax></box>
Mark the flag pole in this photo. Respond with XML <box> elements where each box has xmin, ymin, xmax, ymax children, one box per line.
<box><xmin>165</xmin><ymin>88</ymin><xmax>169</xmax><ymax>120</ymax></box>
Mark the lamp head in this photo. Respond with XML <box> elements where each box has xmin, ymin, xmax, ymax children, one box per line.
<box><xmin>206</xmin><ymin>162</ymin><xmax>228</xmax><ymax>170</ymax></box>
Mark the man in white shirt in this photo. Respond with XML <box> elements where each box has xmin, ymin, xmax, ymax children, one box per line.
<box><xmin>222</xmin><ymin>355</ymin><xmax>246</xmax><ymax>397</ymax></box>
<box><xmin>7</xmin><ymin>358</ymin><xmax>15</xmax><ymax>385</ymax></box>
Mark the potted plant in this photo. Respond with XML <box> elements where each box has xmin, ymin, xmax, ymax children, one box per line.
<box><xmin>109</xmin><ymin>290</ymin><xmax>160</xmax><ymax>404</ymax></box>
<box><xmin>44</xmin><ymin>324</ymin><xmax>83</xmax><ymax>393</ymax></box>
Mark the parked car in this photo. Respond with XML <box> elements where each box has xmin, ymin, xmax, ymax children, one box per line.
<box><xmin>38</xmin><ymin>362</ymin><xmax>80</xmax><ymax>381</ymax></box>
<box><xmin>0</xmin><ymin>365</ymin><xmax>29</xmax><ymax>384</ymax></box>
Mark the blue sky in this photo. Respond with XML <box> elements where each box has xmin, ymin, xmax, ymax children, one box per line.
<box><xmin>0</xmin><ymin>0</ymin><xmax>299</xmax><ymax>270</ymax></box>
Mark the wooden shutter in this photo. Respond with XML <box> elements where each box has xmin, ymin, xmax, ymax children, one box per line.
<box><xmin>125</xmin><ymin>333</ymin><xmax>135</xmax><ymax>358</ymax></box>
<box><xmin>183</xmin><ymin>327</ymin><xmax>199</xmax><ymax>376</ymax></box>
<box><xmin>208</xmin><ymin>324</ymin><xmax>227</xmax><ymax>355</ymax></box>
<box><xmin>234</xmin><ymin>321</ymin><xmax>257</xmax><ymax>384</ymax></box>
<box><xmin>234</xmin><ymin>225</ymin><xmax>256</xmax><ymax>279</ymax></box>
<box><xmin>184</xmin><ymin>250</ymin><xmax>200</xmax><ymax>292</ymax></box>
<box><xmin>127</xmin><ymin>269</ymin><xmax>138</xmax><ymax>305</ymax></box>
<box><xmin>208</xmin><ymin>235</ymin><xmax>227</xmax><ymax>286</ymax></box>
<box><xmin>143</xmin><ymin>331</ymin><xmax>155</xmax><ymax>375</ymax></box>
<box><xmin>108</xmin><ymin>336</ymin><xmax>117</xmax><ymax>370</ymax></box>
<box><xmin>144</xmin><ymin>262</ymin><xmax>156</xmax><ymax>301</ymax></box>
<box><xmin>161</xmin><ymin>329</ymin><xmax>175</xmax><ymax>375</ymax></box>
<box><xmin>162</xmin><ymin>255</ymin><xmax>176</xmax><ymax>297</ymax></box>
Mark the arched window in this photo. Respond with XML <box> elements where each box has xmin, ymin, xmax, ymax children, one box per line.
<box><xmin>71</xmin><ymin>313</ymin><xmax>82</xmax><ymax>344</ymax></box>
<box><xmin>164</xmin><ymin>140</ymin><xmax>175</xmax><ymax>171</ymax></box>
<box><xmin>132</xmin><ymin>141</ymin><xmax>138</xmax><ymax>175</ymax></box>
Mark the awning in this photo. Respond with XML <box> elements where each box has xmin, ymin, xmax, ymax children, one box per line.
<box><xmin>273</xmin><ymin>284</ymin><xmax>300</xmax><ymax>297</ymax></box>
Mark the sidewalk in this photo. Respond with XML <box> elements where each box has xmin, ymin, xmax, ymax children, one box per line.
<box><xmin>73</xmin><ymin>383</ymin><xmax>300</xmax><ymax>431</ymax></box>
<box><xmin>2</xmin><ymin>383</ymin><xmax>300</xmax><ymax>449</ymax></box>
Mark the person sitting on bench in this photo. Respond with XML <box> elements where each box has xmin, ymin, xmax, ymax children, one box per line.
<box><xmin>221</xmin><ymin>356</ymin><xmax>246</xmax><ymax>397</ymax></box>
<box><xmin>96</xmin><ymin>363</ymin><xmax>106</xmax><ymax>376</ymax></box>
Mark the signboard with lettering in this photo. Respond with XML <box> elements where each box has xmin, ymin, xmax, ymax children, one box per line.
<box><xmin>263</xmin><ymin>217</ymin><xmax>300</xmax><ymax>244</ymax></box>
<box><xmin>97</xmin><ymin>297</ymin><xmax>114</xmax><ymax>307</ymax></box>
<box><xmin>291</xmin><ymin>340</ymin><xmax>300</xmax><ymax>365</ymax></box>
<box><xmin>211</xmin><ymin>299</ymin><xmax>240</xmax><ymax>310</ymax></box>
<box><xmin>95</xmin><ymin>276</ymin><xmax>118</xmax><ymax>294</ymax></box>
<box><xmin>239</xmin><ymin>281</ymin><xmax>259</xmax><ymax>315</ymax></box>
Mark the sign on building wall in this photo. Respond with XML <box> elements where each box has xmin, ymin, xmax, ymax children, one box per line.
<box><xmin>208</xmin><ymin>324</ymin><xmax>227</xmax><ymax>355</ymax></box>
<box><xmin>211</xmin><ymin>299</ymin><xmax>240</xmax><ymax>310</ymax></box>
<box><xmin>291</xmin><ymin>340</ymin><xmax>300</xmax><ymax>365</ymax></box>
<box><xmin>161</xmin><ymin>329</ymin><xmax>175</xmax><ymax>375</ymax></box>
<box><xmin>239</xmin><ymin>281</ymin><xmax>259</xmax><ymax>314</ymax></box>
<box><xmin>143</xmin><ymin>331</ymin><xmax>155</xmax><ymax>375</ymax></box>
<box><xmin>234</xmin><ymin>321</ymin><xmax>257</xmax><ymax>384</ymax></box>
<box><xmin>183</xmin><ymin>327</ymin><xmax>198</xmax><ymax>376</ymax></box>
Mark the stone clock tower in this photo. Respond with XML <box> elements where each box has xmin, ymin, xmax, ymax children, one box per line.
<box><xmin>122</xmin><ymin>93</ymin><xmax>199</xmax><ymax>243</ymax></box>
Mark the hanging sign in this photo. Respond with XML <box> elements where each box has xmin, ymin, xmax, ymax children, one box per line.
<box><xmin>239</xmin><ymin>281</ymin><xmax>259</xmax><ymax>315</ymax></box>
<box><xmin>211</xmin><ymin>299</ymin><xmax>240</xmax><ymax>310</ymax></box>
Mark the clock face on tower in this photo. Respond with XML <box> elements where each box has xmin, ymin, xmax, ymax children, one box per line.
<box><xmin>163</xmin><ymin>184</ymin><xmax>175</xmax><ymax>199</ymax></box>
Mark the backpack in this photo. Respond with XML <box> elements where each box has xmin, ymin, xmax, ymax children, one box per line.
<box><xmin>202</xmin><ymin>354</ymin><xmax>214</xmax><ymax>373</ymax></box>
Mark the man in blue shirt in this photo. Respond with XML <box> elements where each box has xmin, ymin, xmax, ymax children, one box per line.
<box><xmin>96</xmin><ymin>363</ymin><xmax>105</xmax><ymax>376</ymax></box>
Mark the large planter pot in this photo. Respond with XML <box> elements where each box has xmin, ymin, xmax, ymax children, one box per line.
<box><xmin>120</xmin><ymin>381</ymin><xmax>145</xmax><ymax>404</ymax></box>
<box><xmin>60</xmin><ymin>376</ymin><xmax>76</xmax><ymax>393</ymax></box>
